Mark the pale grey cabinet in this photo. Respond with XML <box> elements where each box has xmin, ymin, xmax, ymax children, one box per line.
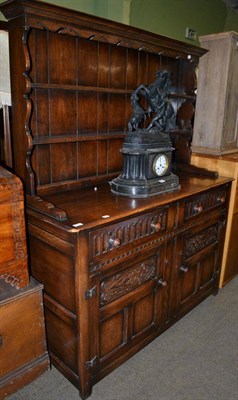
<box><xmin>192</xmin><ymin>31</ymin><xmax>238</xmax><ymax>155</ymax></box>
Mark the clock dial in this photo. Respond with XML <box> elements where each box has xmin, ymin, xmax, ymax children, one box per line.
<box><xmin>153</xmin><ymin>154</ymin><xmax>169</xmax><ymax>176</ymax></box>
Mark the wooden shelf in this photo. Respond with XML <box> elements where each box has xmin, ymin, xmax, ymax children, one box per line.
<box><xmin>31</xmin><ymin>82</ymin><xmax>134</xmax><ymax>94</ymax></box>
<box><xmin>32</xmin><ymin>132</ymin><xmax>126</xmax><ymax>145</ymax></box>
<box><xmin>31</xmin><ymin>82</ymin><xmax>195</xmax><ymax>101</ymax></box>
<box><xmin>169</xmin><ymin>93</ymin><xmax>196</xmax><ymax>101</ymax></box>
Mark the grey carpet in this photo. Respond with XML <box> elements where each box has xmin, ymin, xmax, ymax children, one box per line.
<box><xmin>8</xmin><ymin>276</ymin><xmax>238</xmax><ymax>400</ymax></box>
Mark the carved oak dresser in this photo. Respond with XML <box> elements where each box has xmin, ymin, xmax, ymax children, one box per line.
<box><xmin>0</xmin><ymin>1</ymin><xmax>232</xmax><ymax>398</ymax></box>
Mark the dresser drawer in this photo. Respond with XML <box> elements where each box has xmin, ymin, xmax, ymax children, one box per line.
<box><xmin>89</xmin><ymin>207</ymin><xmax>169</xmax><ymax>261</ymax></box>
<box><xmin>183</xmin><ymin>185</ymin><xmax>229</xmax><ymax>221</ymax></box>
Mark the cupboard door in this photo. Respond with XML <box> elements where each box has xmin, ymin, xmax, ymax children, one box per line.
<box><xmin>91</xmin><ymin>243</ymin><xmax>170</xmax><ymax>377</ymax></box>
<box><xmin>173</xmin><ymin>221</ymin><xmax>222</xmax><ymax>317</ymax></box>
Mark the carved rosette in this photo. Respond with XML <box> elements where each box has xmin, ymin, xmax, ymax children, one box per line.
<box><xmin>100</xmin><ymin>255</ymin><xmax>157</xmax><ymax>305</ymax></box>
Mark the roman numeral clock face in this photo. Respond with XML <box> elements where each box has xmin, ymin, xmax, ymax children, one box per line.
<box><xmin>153</xmin><ymin>154</ymin><xmax>169</xmax><ymax>176</ymax></box>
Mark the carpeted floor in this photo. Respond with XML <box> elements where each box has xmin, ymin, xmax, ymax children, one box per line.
<box><xmin>8</xmin><ymin>276</ymin><xmax>238</xmax><ymax>400</ymax></box>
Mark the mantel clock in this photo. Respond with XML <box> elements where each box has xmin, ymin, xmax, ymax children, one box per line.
<box><xmin>110</xmin><ymin>70</ymin><xmax>180</xmax><ymax>198</ymax></box>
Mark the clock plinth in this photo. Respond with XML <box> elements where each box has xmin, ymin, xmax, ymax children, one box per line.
<box><xmin>110</xmin><ymin>130</ymin><xmax>180</xmax><ymax>198</ymax></box>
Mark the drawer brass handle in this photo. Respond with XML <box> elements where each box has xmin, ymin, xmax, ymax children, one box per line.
<box><xmin>109</xmin><ymin>237</ymin><xmax>121</xmax><ymax>247</ymax></box>
<box><xmin>193</xmin><ymin>205</ymin><xmax>203</xmax><ymax>213</ymax></box>
<box><xmin>158</xmin><ymin>278</ymin><xmax>167</xmax><ymax>287</ymax></box>
<box><xmin>217</xmin><ymin>196</ymin><xmax>225</xmax><ymax>204</ymax></box>
<box><xmin>180</xmin><ymin>265</ymin><xmax>189</xmax><ymax>273</ymax></box>
<box><xmin>151</xmin><ymin>221</ymin><xmax>161</xmax><ymax>231</ymax></box>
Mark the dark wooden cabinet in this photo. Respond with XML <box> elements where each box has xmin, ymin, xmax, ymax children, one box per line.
<box><xmin>0</xmin><ymin>1</ymin><xmax>232</xmax><ymax>399</ymax></box>
<box><xmin>25</xmin><ymin>176</ymin><xmax>231</xmax><ymax>398</ymax></box>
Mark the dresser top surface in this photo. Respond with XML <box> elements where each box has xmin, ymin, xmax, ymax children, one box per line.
<box><xmin>0</xmin><ymin>278</ymin><xmax>43</xmax><ymax>304</ymax></box>
<box><xmin>31</xmin><ymin>175</ymin><xmax>232</xmax><ymax>232</ymax></box>
<box><xmin>193</xmin><ymin>152</ymin><xmax>238</xmax><ymax>162</ymax></box>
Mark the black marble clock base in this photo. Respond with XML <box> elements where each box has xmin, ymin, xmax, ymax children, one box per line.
<box><xmin>110</xmin><ymin>129</ymin><xmax>180</xmax><ymax>198</ymax></box>
<box><xmin>110</xmin><ymin>173</ymin><xmax>180</xmax><ymax>198</ymax></box>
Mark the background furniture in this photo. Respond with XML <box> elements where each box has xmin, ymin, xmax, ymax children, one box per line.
<box><xmin>0</xmin><ymin>1</ymin><xmax>231</xmax><ymax>399</ymax></box>
<box><xmin>0</xmin><ymin>165</ymin><xmax>50</xmax><ymax>398</ymax></box>
<box><xmin>0</xmin><ymin>278</ymin><xmax>50</xmax><ymax>399</ymax></box>
<box><xmin>192</xmin><ymin>152</ymin><xmax>238</xmax><ymax>287</ymax></box>
<box><xmin>0</xmin><ymin>165</ymin><xmax>29</xmax><ymax>288</ymax></box>
<box><xmin>192</xmin><ymin>31</ymin><xmax>238</xmax><ymax>155</ymax></box>
<box><xmin>0</xmin><ymin>21</ymin><xmax>12</xmax><ymax>167</ymax></box>
<box><xmin>191</xmin><ymin>30</ymin><xmax>238</xmax><ymax>286</ymax></box>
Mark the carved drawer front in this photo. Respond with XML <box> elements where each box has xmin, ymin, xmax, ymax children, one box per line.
<box><xmin>89</xmin><ymin>207</ymin><xmax>168</xmax><ymax>260</ymax></box>
<box><xmin>100</xmin><ymin>255</ymin><xmax>157</xmax><ymax>306</ymax></box>
<box><xmin>183</xmin><ymin>223</ymin><xmax>219</xmax><ymax>259</ymax></box>
<box><xmin>184</xmin><ymin>185</ymin><xmax>229</xmax><ymax>221</ymax></box>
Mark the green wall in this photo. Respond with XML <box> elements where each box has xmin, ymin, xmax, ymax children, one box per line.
<box><xmin>1</xmin><ymin>0</ymin><xmax>238</xmax><ymax>44</ymax></box>
<box><xmin>224</xmin><ymin>5</ymin><xmax>238</xmax><ymax>31</ymax></box>
<box><xmin>131</xmin><ymin>0</ymin><xmax>225</xmax><ymax>44</ymax></box>
<box><xmin>0</xmin><ymin>0</ymin><xmax>131</xmax><ymax>24</ymax></box>
<box><xmin>130</xmin><ymin>0</ymin><xmax>238</xmax><ymax>45</ymax></box>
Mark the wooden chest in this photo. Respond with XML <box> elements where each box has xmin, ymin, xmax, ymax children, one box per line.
<box><xmin>0</xmin><ymin>278</ymin><xmax>50</xmax><ymax>399</ymax></box>
<box><xmin>0</xmin><ymin>166</ymin><xmax>29</xmax><ymax>288</ymax></box>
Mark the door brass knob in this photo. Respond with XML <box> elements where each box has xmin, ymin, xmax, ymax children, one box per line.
<box><xmin>158</xmin><ymin>278</ymin><xmax>167</xmax><ymax>287</ymax></box>
<box><xmin>180</xmin><ymin>265</ymin><xmax>189</xmax><ymax>273</ymax></box>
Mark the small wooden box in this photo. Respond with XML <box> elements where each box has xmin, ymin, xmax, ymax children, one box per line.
<box><xmin>0</xmin><ymin>278</ymin><xmax>50</xmax><ymax>399</ymax></box>
<box><xmin>0</xmin><ymin>166</ymin><xmax>29</xmax><ymax>288</ymax></box>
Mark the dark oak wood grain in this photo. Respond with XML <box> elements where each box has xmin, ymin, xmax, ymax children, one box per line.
<box><xmin>25</xmin><ymin>176</ymin><xmax>231</xmax><ymax>399</ymax></box>
<box><xmin>0</xmin><ymin>0</ymin><xmax>206</xmax><ymax>200</ymax></box>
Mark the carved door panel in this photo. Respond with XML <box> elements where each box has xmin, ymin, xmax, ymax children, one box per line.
<box><xmin>173</xmin><ymin>220</ymin><xmax>222</xmax><ymax>317</ymax></box>
<box><xmin>90</xmin><ymin>243</ymin><xmax>170</xmax><ymax>378</ymax></box>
